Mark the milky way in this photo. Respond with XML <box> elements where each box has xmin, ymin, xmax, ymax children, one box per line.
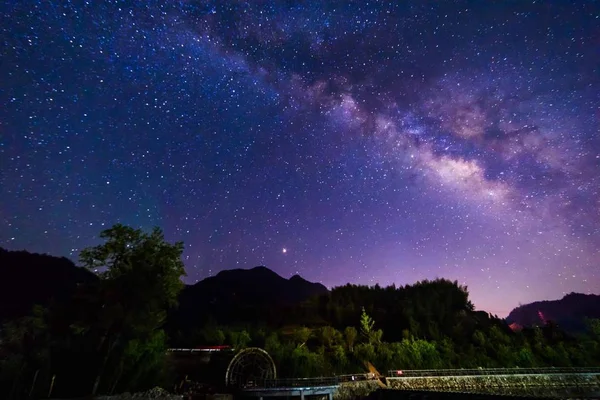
<box><xmin>1</xmin><ymin>1</ymin><xmax>599</xmax><ymax>316</ymax></box>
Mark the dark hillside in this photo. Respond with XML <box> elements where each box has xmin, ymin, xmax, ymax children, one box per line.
<box><xmin>0</xmin><ymin>248</ymin><xmax>97</xmax><ymax>322</ymax></box>
<box><xmin>506</xmin><ymin>293</ymin><xmax>600</xmax><ymax>333</ymax></box>
<box><xmin>169</xmin><ymin>266</ymin><xmax>328</xmax><ymax>335</ymax></box>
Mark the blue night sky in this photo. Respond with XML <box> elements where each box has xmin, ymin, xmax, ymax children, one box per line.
<box><xmin>1</xmin><ymin>1</ymin><xmax>598</xmax><ymax>316</ymax></box>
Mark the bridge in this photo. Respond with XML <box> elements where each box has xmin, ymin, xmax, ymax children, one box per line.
<box><xmin>237</xmin><ymin>368</ymin><xmax>600</xmax><ymax>399</ymax></box>
<box><xmin>240</xmin><ymin>377</ymin><xmax>341</xmax><ymax>400</ymax></box>
<box><xmin>170</xmin><ymin>348</ymin><xmax>600</xmax><ymax>398</ymax></box>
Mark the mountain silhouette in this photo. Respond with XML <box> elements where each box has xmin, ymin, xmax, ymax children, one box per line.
<box><xmin>184</xmin><ymin>266</ymin><xmax>327</xmax><ymax>305</ymax></box>
<box><xmin>172</xmin><ymin>266</ymin><xmax>328</xmax><ymax>329</ymax></box>
<box><xmin>506</xmin><ymin>292</ymin><xmax>600</xmax><ymax>333</ymax></box>
<box><xmin>0</xmin><ymin>248</ymin><xmax>97</xmax><ymax>322</ymax></box>
<box><xmin>0</xmin><ymin>249</ymin><xmax>327</xmax><ymax>331</ymax></box>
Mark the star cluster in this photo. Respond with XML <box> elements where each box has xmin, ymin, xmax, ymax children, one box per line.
<box><xmin>1</xmin><ymin>1</ymin><xmax>598</xmax><ymax>316</ymax></box>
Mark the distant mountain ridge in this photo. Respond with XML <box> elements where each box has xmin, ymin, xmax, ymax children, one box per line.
<box><xmin>0</xmin><ymin>248</ymin><xmax>328</xmax><ymax>330</ymax></box>
<box><xmin>172</xmin><ymin>265</ymin><xmax>329</xmax><ymax>330</ymax></box>
<box><xmin>10</xmin><ymin>247</ymin><xmax>598</xmax><ymax>338</ymax></box>
<box><xmin>506</xmin><ymin>292</ymin><xmax>600</xmax><ymax>333</ymax></box>
<box><xmin>186</xmin><ymin>265</ymin><xmax>327</xmax><ymax>304</ymax></box>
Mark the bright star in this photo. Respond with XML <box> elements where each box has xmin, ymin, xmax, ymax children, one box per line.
<box><xmin>282</xmin><ymin>248</ymin><xmax>287</xmax><ymax>254</ymax></box>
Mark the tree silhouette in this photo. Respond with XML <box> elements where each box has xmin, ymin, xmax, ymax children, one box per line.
<box><xmin>78</xmin><ymin>224</ymin><xmax>186</xmax><ymax>394</ymax></box>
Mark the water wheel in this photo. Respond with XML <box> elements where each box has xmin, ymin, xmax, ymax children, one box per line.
<box><xmin>225</xmin><ymin>347</ymin><xmax>276</xmax><ymax>387</ymax></box>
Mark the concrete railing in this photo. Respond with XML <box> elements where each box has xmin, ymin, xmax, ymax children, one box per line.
<box><xmin>252</xmin><ymin>374</ymin><xmax>376</xmax><ymax>388</ymax></box>
<box><xmin>387</xmin><ymin>367</ymin><xmax>600</xmax><ymax>377</ymax></box>
<box><xmin>259</xmin><ymin>377</ymin><xmax>340</xmax><ymax>388</ymax></box>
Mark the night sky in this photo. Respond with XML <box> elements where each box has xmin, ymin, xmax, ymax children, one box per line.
<box><xmin>1</xmin><ymin>1</ymin><xmax>599</xmax><ymax>317</ymax></box>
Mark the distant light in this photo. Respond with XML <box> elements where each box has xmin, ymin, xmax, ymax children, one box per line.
<box><xmin>282</xmin><ymin>248</ymin><xmax>287</xmax><ymax>254</ymax></box>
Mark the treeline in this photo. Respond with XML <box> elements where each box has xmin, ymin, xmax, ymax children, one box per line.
<box><xmin>174</xmin><ymin>284</ymin><xmax>600</xmax><ymax>378</ymax></box>
<box><xmin>0</xmin><ymin>225</ymin><xmax>186</xmax><ymax>399</ymax></box>
<box><xmin>1</xmin><ymin>224</ymin><xmax>599</xmax><ymax>399</ymax></box>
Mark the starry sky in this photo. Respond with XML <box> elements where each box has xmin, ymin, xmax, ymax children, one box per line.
<box><xmin>1</xmin><ymin>1</ymin><xmax>599</xmax><ymax>317</ymax></box>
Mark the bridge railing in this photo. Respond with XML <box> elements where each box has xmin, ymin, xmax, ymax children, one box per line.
<box><xmin>387</xmin><ymin>367</ymin><xmax>600</xmax><ymax>377</ymax></box>
<box><xmin>242</xmin><ymin>367</ymin><xmax>600</xmax><ymax>389</ymax></box>
<box><xmin>335</xmin><ymin>373</ymin><xmax>377</xmax><ymax>383</ymax></box>
<box><xmin>252</xmin><ymin>373</ymin><xmax>380</xmax><ymax>388</ymax></box>
<box><xmin>257</xmin><ymin>377</ymin><xmax>341</xmax><ymax>388</ymax></box>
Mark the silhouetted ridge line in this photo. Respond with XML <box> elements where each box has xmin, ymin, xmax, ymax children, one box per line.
<box><xmin>506</xmin><ymin>292</ymin><xmax>600</xmax><ymax>333</ymax></box>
